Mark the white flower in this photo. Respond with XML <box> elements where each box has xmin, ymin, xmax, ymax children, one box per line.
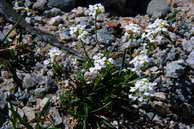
<box><xmin>89</xmin><ymin>67</ymin><xmax>98</xmax><ymax>74</ymax></box>
<box><xmin>84</xmin><ymin>53</ymin><xmax>114</xmax><ymax>83</ymax></box>
<box><xmin>94</xmin><ymin>57</ymin><xmax>107</xmax><ymax>67</ymax></box>
<box><xmin>107</xmin><ymin>58</ymin><xmax>114</xmax><ymax>64</ymax></box>
<box><xmin>142</xmin><ymin>19</ymin><xmax>169</xmax><ymax>43</ymax></box>
<box><xmin>129</xmin><ymin>78</ymin><xmax>156</xmax><ymax>103</ymax></box>
<box><xmin>124</xmin><ymin>23</ymin><xmax>141</xmax><ymax>37</ymax></box>
<box><xmin>77</xmin><ymin>31</ymin><xmax>88</xmax><ymax>41</ymax></box>
<box><xmin>93</xmin><ymin>53</ymin><xmax>103</xmax><ymax>60</ymax></box>
<box><xmin>88</xmin><ymin>3</ymin><xmax>105</xmax><ymax>17</ymax></box>
<box><xmin>130</xmin><ymin>54</ymin><xmax>150</xmax><ymax>71</ymax></box>
<box><xmin>69</xmin><ymin>25</ymin><xmax>86</xmax><ymax>37</ymax></box>
<box><xmin>147</xmin><ymin>19</ymin><xmax>169</xmax><ymax>30</ymax></box>
<box><xmin>48</xmin><ymin>47</ymin><xmax>63</xmax><ymax>63</ymax></box>
<box><xmin>111</xmin><ymin>121</ymin><xmax>119</xmax><ymax>129</ymax></box>
<box><xmin>43</xmin><ymin>60</ymin><xmax>50</xmax><ymax>65</ymax></box>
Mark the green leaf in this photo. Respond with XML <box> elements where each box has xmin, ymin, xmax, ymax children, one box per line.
<box><xmin>9</xmin><ymin>104</ymin><xmax>33</xmax><ymax>129</ymax></box>
<box><xmin>37</xmin><ymin>98</ymin><xmax>51</xmax><ymax>120</ymax></box>
<box><xmin>48</xmin><ymin>128</ymin><xmax>61</xmax><ymax>129</ymax></box>
<box><xmin>91</xmin><ymin>101</ymin><xmax>112</xmax><ymax>113</ymax></box>
<box><xmin>102</xmin><ymin>119</ymin><xmax>114</xmax><ymax>129</ymax></box>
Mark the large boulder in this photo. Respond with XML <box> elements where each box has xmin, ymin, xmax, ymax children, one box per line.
<box><xmin>146</xmin><ymin>0</ymin><xmax>171</xmax><ymax>18</ymax></box>
<box><xmin>33</xmin><ymin>0</ymin><xmax>47</xmax><ymax>11</ymax></box>
<box><xmin>47</xmin><ymin>0</ymin><xmax>75</xmax><ymax>11</ymax></box>
<box><xmin>74</xmin><ymin>0</ymin><xmax>151</xmax><ymax>16</ymax></box>
<box><xmin>103</xmin><ymin>0</ymin><xmax>151</xmax><ymax>16</ymax></box>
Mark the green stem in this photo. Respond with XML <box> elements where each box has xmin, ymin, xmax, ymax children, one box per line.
<box><xmin>7</xmin><ymin>60</ymin><xmax>22</xmax><ymax>89</ymax></box>
<box><xmin>81</xmin><ymin>41</ymin><xmax>93</xmax><ymax>67</ymax></box>
<box><xmin>121</xmin><ymin>49</ymin><xmax>127</xmax><ymax>69</ymax></box>
<box><xmin>91</xmin><ymin>101</ymin><xmax>112</xmax><ymax>113</ymax></box>
<box><xmin>2</xmin><ymin>15</ymin><xmax>23</xmax><ymax>43</ymax></box>
<box><xmin>94</xmin><ymin>15</ymin><xmax>103</xmax><ymax>50</ymax></box>
<box><xmin>94</xmin><ymin>15</ymin><xmax>98</xmax><ymax>44</ymax></box>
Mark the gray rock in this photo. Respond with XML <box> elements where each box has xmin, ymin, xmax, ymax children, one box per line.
<box><xmin>96</xmin><ymin>27</ymin><xmax>115</xmax><ymax>46</ymax></box>
<box><xmin>15</xmin><ymin>91</ymin><xmax>29</xmax><ymax>101</ymax></box>
<box><xmin>166</xmin><ymin>48</ymin><xmax>177</xmax><ymax>61</ymax></box>
<box><xmin>81</xmin><ymin>36</ymin><xmax>96</xmax><ymax>45</ymax></box>
<box><xmin>0</xmin><ymin>92</ymin><xmax>6</xmax><ymax>110</ymax></box>
<box><xmin>25</xmin><ymin>17</ymin><xmax>32</xmax><ymax>24</ymax></box>
<box><xmin>1</xmin><ymin>71</ymin><xmax>11</xmax><ymax>79</ymax></box>
<box><xmin>191</xmin><ymin>125</ymin><xmax>194</xmax><ymax>129</ymax></box>
<box><xmin>28</xmin><ymin>96</ymin><xmax>36</xmax><ymax>104</ymax></box>
<box><xmin>49</xmin><ymin>107</ymin><xmax>62</xmax><ymax>126</ymax></box>
<box><xmin>186</xmin><ymin>50</ymin><xmax>194</xmax><ymax>69</ymax></box>
<box><xmin>22</xmin><ymin>74</ymin><xmax>37</xmax><ymax>89</ymax></box>
<box><xmin>174</xmin><ymin>21</ymin><xmax>189</xmax><ymax>37</ymax></box>
<box><xmin>0</xmin><ymin>92</ymin><xmax>8</xmax><ymax>127</ymax></box>
<box><xmin>153</xmin><ymin>101</ymin><xmax>171</xmax><ymax>115</ymax></box>
<box><xmin>33</xmin><ymin>16</ymin><xmax>43</xmax><ymax>22</ymax></box>
<box><xmin>174</xmin><ymin>79</ymin><xmax>193</xmax><ymax>102</ymax></box>
<box><xmin>154</xmin><ymin>50</ymin><xmax>167</xmax><ymax>66</ymax></box>
<box><xmin>25</xmin><ymin>0</ymin><xmax>32</xmax><ymax>7</ymax></box>
<box><xmin>0</xmin><ymin>31</ymin><xmax>4</xmax><ymax>41</ymax></box>
<box><xmin>33</xmin><ymin>0</ymin><xmax>47</xmax><ymax>11</ymax></box>
<box><xmin>166</xmin><ymin>60</ymin><xmax>186</xmax><ymax>78</ymax></box>
<box><xmin>34</xmin><ymin>62</ymin><xmax>45</xmax><ymax>71</ymax></box>
<box><xmin>59</xmin><ymin>29</ymin><xmax>71</xmax><ymax>40</ymax></box>
<box><xmin>182</xmin><ymin>39</ymin><xmax>194</xmax><ymax>53</ymax></box>
<box><xmin>0</xmin><ymin>79</ymin><xmax>15</xmax><ymax>91</ymax></box>
<box><xmin>33</xmin><ymin>76</ymin><xmax>58</xmax><ymax>97</ymax></box>
<box><xmin>120</xmin><ymin>39</ymin><xmax>141</xmax><ymax>50</ymax></box>
<box><xmin>146</xmin><ymin>0</ymin><xmax>170</xmax><ymax>18</ymax></box>
<box><xmin>44</xmin><ymin>8</ymin><xmax>63</xmax><ymax>17</ymax></box>
<box><xmin>0</xmin><ymin>77</ymin><xmax>4</xmax><ymax>84</ymax></box>
<box><xmin>45</xmin><ymin>78</ymin><xmax>58</xmax><ymax>92</ymax></box>
<box><xmin>34</xmin><ymin>87</ymin><xmax>47</xmax><ymax>97</ymax></box>
<box><xmin>47</xmin><ymin>16</ymin><xmax>63</xmax><ymax>25</ymax></box>
<box><xmin>0</xmin><ymin>121</ymin><xmax>12</xmax><ymax>129</ymax></box>
<box><xmin>47</xmin><ymin>0</ymin><xmax>75</xmax><ymax>11</ymax></box>
<box><xmin>178</xmin><ymin>123</ymin><xmax>190</xmax><ymax>129</ymax></box>
<box><xmin>179</xmin><ymin>103</ymin><xmax>193</xmax><ymax>121</ymax></box>
<box><xmin>153</xmin><ymin>92</ymin><xmax>167</xmax><ymax>102</ymax></box>
<box><xmin>22</xmin><ymin>106</ymin><xmax>36</xmax><ymax>122</ymax></box>
<box><xmin>37</xmin><ymin>97</ymin><xmax>50</xmax><ymax>110</ymax></box>
<box><xmin>79</xmin><ymin>20</ymin><xmax>90</xmax><ymax>27</ymax></box>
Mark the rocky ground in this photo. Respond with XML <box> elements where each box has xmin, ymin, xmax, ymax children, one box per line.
<box><xmin>0</xmin><ymin>0</ymin><xmax>194</xmax><ymax>129</ymax></box>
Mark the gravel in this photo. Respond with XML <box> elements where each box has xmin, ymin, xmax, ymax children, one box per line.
<box><xmin>1</xmin><ymin>0</ymin><xmax>194</xmax><ymax>128</ymax></box>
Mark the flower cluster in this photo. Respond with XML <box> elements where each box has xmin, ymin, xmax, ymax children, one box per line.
<box><xmin>84</xmin><ymin>53</ymin><xmax>114</xmax><ymax>82</ymax></box>
<box><xmin>69</xmin><ymin>24</ymin><xmax>88</xmax><ymax>41</ymax></box>
<box><xmin>142</xmin><ymin>19</ymin><xmax>169</xmax><ymax>43</ymax></box>
<box><xmin>128</xmin><ymin>78</ymin><xmax>156</xmax><ymax>103</ymax></box>
<box><xmin>77</xmin><ymin>31</ymin><xmax>88</xmax><ymax>41</ymax></box>
<box><xmin>124</xmin><ymin>23</ymin><xmax>142</xmax><ymax>38</ymax></box>
<box><xmin>147</xmin><ymin>19</ymin><xmax>169</xmax><ymax>31</ymax></box>
<box><xmin>70</xmin><ymin>25</ymin><xmax>85</xmax><ymax>37</ymax></box>
<box><xmin>90</xmin><ymin>53</ymin><xmax>113</xmax><ymax>72</ymax></box>
<box><xmin>130</xmin><ymin>53</ymin><xmax>150</xmax><ymax>72</ymax></box>
<box><xmin>47</xmin><ymin>47</ymin><xmax>63</xmax><ymax>63</ymax></box>
<box><xmin>88</xmin><ymin>3</ymin><xmax>105</xmax><ymax>17</ymax></box>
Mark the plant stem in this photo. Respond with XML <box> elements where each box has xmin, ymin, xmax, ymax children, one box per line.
<box><xmin>81</xmin><ymin>41</ymin><xmax>93</xmax><ymax>67</ymax></box>
<box><xmin>121</xmin><ymin>48</ymin><xmax>127</xmax><ymax>69</ymax></box>
<box><xmin>2</xmin><ymin>15</ymin><xmax>23</xmax><ymax>43</ymax></box>
<box><xmin>7</xmin><ymin>60</ymin><xmax>23</xmax><ymax>89</ymax></box>
<box><xmin>94</xmin><ymin>15</ymin><xmax>98</xmax><ymax>44</ymax></box>
<box><xmin>94</xmin><ymin>15</ymin><xmax>103</xmax><ymax>50</ymax></box>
